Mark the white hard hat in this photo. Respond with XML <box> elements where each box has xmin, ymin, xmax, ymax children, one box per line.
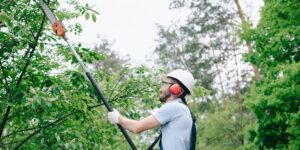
<box><xmin>167</xmin><ymin>69</ymin><xmax>195</xmax><ymax>94</ymax></box>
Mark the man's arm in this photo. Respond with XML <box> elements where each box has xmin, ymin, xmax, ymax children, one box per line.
<box><xmin>118</xmin><ymin>115</ymin><xmax>160</xmax><ymax>134</ymax></box>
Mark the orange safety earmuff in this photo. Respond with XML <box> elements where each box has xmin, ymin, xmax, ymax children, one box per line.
<box><xmin>169</xmin><ymin>84</ymin><xmax>183</xmax><ymax>96</ymax></box>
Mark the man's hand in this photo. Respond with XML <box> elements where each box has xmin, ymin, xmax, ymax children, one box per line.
<box><xmin>108</xmin><ymin>109</ymin><xmax>120</xmax><ymax>124</ymax></box>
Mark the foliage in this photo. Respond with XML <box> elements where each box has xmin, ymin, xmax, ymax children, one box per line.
<box><xmin>193</xmin><ymin>97</ymin><xmax>255</xmax><ymax>150</ymax></box>
<box><xmin>244</xmin><ymin>0</ymin><xmax>300</xmax><ymax>73</ymax></box>
<box><xmin>92</xmin><ymin>38</ymin><xmax>130</xmax><ymax>73</ymax></box>
<box><xmin>246</xmin><ymin>63</ymin><xmax>300</xmax><ymax>149</ymax></box>
<box><xmin>0</xmin><ymin>0</ymin><xmax>163</xmax><ymax>149</ymax></box>
<box><xmin>244</xmin><ymin>1</ymin><xmax>300</xmax><ymax>149</ymax></box>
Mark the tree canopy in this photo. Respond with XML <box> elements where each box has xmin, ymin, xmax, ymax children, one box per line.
<box><xmin>244</xmin><ymin>1</ymin><xmax>300</xmax><ymax>149</ymax></box>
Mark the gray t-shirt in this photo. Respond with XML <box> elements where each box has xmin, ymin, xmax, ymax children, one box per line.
<box><xmin>154</xmin><ymin>98</ymin><xmax>192</xmax><ymax>150</ymax></box>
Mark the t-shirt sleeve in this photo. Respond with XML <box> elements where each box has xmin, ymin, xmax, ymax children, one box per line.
<box><xmin>153</xmin><ymin>103</ymin><xmax>177</xmax><ymax>125</ymax></box>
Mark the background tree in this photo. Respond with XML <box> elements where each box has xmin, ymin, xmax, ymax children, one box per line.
<box><xmin>154</xmin><ymin>0</ymin><xmax>260</xmax><ymax>149</ymax></box>
<box><xmin>155</xmin><ymin>0</ymin><xmax>237</xmax><ymax>93</ymax></box>
<box><xmin>92</xmin><ymin>38</ymin><xmax>130</xmax><ymax>73</ymax></box>
<box><xmin>245</xmin><ymin>1</ymin><xmax>300</xmax><ymax>149</ymax></box>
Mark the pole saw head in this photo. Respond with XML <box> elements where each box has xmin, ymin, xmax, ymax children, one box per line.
<box><xmin>51</xmin><ymin>20</ymin><xmax>65</xmax><ymax>36</ymax></box>
<box><xmin>38</xmin><ymin>0</ymin><xmax>65</xmax><ymax>36</ymax></box>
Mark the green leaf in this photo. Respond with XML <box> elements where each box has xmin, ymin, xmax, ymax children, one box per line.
<box><xmin>92</xmin><ymin>14</ymin><xmax>96</xmax><ymax>22</ymax></box>
<box><xmin>39</xmin><ymin>42</ymin><xmax>44</xmax><ymax>52</ymax></box>
<box><xmin>85</xmin><ymin>12</ymin><xmax>90</xmax><ymax>20</ymax></box>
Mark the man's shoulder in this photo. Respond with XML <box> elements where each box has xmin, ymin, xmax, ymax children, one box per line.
<box><xmin>160</xmin><ymin>100</ymin><xmax>187</xmax><ymax>112</ymax></box>
<box><xmin>161</xmin><ymin>100</ymin><xmax>180</xmax><ymax>108</ymax></box>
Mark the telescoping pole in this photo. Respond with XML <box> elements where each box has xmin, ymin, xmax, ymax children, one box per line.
<box><xmin>38</xmin><ymin>0</ymin><xmax>137</xmax><ymax>149</ymax></box>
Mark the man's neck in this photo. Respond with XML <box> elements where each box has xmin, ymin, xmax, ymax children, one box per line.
<box><xmin>165</xmin><ymin>96</ymin><xmax>178</xmax><ymax>103</ymax></box>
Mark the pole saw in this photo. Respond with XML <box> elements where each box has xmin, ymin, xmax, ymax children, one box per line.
<box><xmin>38</xmin><ymin>0</ymin><xmax>137</xmax><ymax>149</ymax></box>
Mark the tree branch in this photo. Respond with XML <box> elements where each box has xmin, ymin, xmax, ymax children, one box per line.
<box><xmin>2</xmin><ymin>66</ymin><xmax>128</xmax><ymax>146</ymax></box>
<box><xmin>2</xmin><ymin>83</ymin><xmax>131</xmax><ymax>148</ymax></box>
<box><xmin>0</xmin><ymin>60</ymin><xmax>11</xmax><ymax>95</ymax></box>
<box><xmin>10</xmin><ymin>100</ymin><xmax>110</xmax><ymax>149</ymax></box>
<box><xmin>0</xmin><ymin>100</ymin><xmax>106</xmax><ymax>142</ymax></box>
<box><xmin>13</xmin><ymin>129</ymin><xmax>40</xmax><ymax>150</ymax></box>
<box><xmin>0</xmin><ymin>13</ymin><xmax>47</xmax><ymax>139</ymax></box>
<box><xmin>0</xmin><ymin>140</ymin><xmax>7</xmax><ymax>150</ymax></box>
<box><xmin>234</xmin><ymin>0</ymin><xmax>260</xmax><ymax>81</ymax></box>
<box><xmin>13</xmin><ymin>111</ymin><xmax>74</xmax><ymax>149</ymax></box>
<box><xmin>15</xmin><ymin>17</ymin><xmax>47</xmax><ymax>88</ymax></box>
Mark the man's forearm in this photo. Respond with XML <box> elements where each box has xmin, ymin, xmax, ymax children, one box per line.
<box><xmin>118</xmin><ymin>115</ymin><xmax>160</xmax><ymax>134</ymax></box>
<box><xmin>118</xmin><ymin>116</ymin><xmax>143</xmax><ymax>133</ymax></box>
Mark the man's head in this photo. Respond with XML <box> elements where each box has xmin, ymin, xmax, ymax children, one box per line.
<box><xmin>159</xmin><ymin>69</ymin><xmax>195</xmax><ymax>102</ymax></box>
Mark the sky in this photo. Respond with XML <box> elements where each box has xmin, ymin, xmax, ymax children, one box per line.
<box><xmin>66</xmin><ymin>0</ymin><xmax>264</xmax><ymax>65</ymax></box>
<box><xmin>68</xmin><ymin>0</ymin><xmax>189</xmax><ymax>65</ymax></box>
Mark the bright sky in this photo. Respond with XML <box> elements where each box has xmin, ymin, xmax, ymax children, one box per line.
<box><xmin>68</xmin><ymin>0</ymin><xmax>189</xmax><ymax>65</ymax></box>
<box><xmin>67</xmin><ymin>0</ymin><xmax>263</xmax><ymax>65</ymax></box>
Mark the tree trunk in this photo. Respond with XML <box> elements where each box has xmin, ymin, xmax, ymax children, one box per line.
<box><xmin>212</xmin><ymin>49</ymin><xmax>226</xmax><ymax>102</ymax></box>
<box><xmin>234</xmin><ymin>0</ymin><xmax>261</xmax><ymax>81</ymax></box>
<box><xmin>233</xmin><ymin>46</ymin><xmax>245</xmax><ymax>146</ymax></box>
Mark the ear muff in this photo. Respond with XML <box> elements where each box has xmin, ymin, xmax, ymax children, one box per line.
<box><xmin>169</xmin><ymin>84</ymin><xmax>183</xmax><ymax>96</ymax></box>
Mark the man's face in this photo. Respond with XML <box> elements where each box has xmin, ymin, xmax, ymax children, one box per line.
<box><xmin>159</xmin><ymin>76</ymin><xmax>175</xmax><ymax>102</ymax></box>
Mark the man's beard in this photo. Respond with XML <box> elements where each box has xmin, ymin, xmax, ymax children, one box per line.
<box><xmin>159</xmin><ymin>92</ymin><xmax>171</xmax><ymax>103</ymax></box>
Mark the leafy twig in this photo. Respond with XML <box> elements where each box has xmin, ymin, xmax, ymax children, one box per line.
<box><xmin>10</xmin><ymin>99</ymin><xmax>114</xmax><ymax>149</ymax></box>
<box><xmin>0</xmin><ymin>13</ymin><xmax>47</xmax><ymax>139</ymax></box>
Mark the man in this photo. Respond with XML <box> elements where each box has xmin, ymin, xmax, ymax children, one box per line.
<box><xmin>108</xmin><ymin>69</ymin><xmax>196</xmax><ymax>150</ymax></box>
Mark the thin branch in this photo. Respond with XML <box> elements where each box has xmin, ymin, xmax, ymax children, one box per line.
<box><xmin>22</xmin><ymin>0</ymin><xmax>37</xmax><ymax>59</ymax></box>
<box><xmin>0</xmin><ymin>140</ymin><xmax>7</xmax><ymax>150</ymax></box>
<box><xmin>108</xmin><ymin>70</ymin><xmax>126</xmax><ymax>100</ymax></box>
<box><xmin>234</xmin><ymin>0</ymin><xmax>260</xmax><ymax>81</ymax></box>
<box><xmin>233</xmin><ymin>45</ymin><xmax>244</xmax><ymax>146</ymax></box>
<box><xmin>1</xmin><ymin>84</ymin><xmax>132</xmax><ymax>147</ymax></box>
<box><xmin>16</xmin><ymin>15</ymin><xmax>47</xmax><ymax>88</ymax></box>
<box><xmin>2</xmin><ymin>70</ymin><xmax>129</xmax><ymax>146</ymax></box>
<box><xmin>0</xmin><ymin>13</ymin><xmax>47</xmax><ymax>138</ymax></box>
<box><xmin>0</xmin><ymin>105</ymin><xmax>12</xmax><ymax>140</ymax></box>
<box><xmin>1</xmin><ymin>100</ymin><xmax>106</xmax><ymax>141</ymax></box>
<box><xmin>13</xmin><ymin>129</ymin><xmax>40</xmax><ymax>150</ymax></box>
<box><xmin>13</xmin><ymin>110</ymin><xmax>74</xmax><ymax>149</ymax></box>
<box><xmin>9</xmin><ymin>123</ymin><xmax>22</xmax><ymax>150</ymax></box>
<box><xmin>10</xmin><ymin>99</ymin><xmax>111</xmax><ymax>149</ymax></box>
<box><xmin>212</xmin><ymin>48</ymin><xmax>226</xmax><ymax>102</ymax></box>
<box><xmin>0</xmin><ymin>60</ymin><xmax>11</xmax><ymax>94</ymax></box>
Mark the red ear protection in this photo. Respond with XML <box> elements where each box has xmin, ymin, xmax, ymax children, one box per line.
<box><xmin>169</xmin><ymin>84</ymin><xmax>183</xmax><ymax>96</ymax></box>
